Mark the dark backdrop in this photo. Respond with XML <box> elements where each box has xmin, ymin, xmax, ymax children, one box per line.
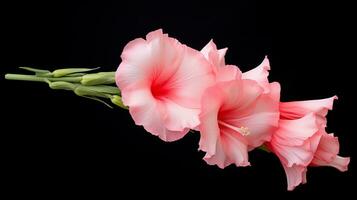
<box><xmin>1</xmin><ymin>0</ymin><xmax>355</xmax><ymax>197</ymax></box>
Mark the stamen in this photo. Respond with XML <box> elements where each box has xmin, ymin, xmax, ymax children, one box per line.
<box><xmin>238</xmin><ymin>126</ymin><xmax>250</xmax><ymax>136</ymax></box>
<box><xmin>218</xmin><ymin>121</ymin><xmax>251</xmax><ymax>136</ymax></box>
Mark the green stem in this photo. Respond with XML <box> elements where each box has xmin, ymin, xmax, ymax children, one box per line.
<box><xmin>5</xmin><ymin>69</ymin><xmax>126</xmax><ymax>109</ymax></box>
<box><xmin>5</xmin><ymin>74</ymin><xmax>82</xmax><ymax>83</ymax></box>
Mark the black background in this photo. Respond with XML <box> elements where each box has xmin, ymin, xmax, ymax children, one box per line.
<box><xmin>1</xmin><ymin>0</ymin><xmax>355</xmax><ymax>197</ymax></box>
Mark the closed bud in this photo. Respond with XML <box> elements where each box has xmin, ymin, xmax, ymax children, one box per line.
<box><xmin>48</xmin><ymin>81</ymin><xmax>77</xmax><ymax>91</ymax></box>
<box><xmin>52</xmin><ymin>67</ymin><xmax>99</xmax><ymax>78</ymax></box>
<box><xmin>81</xmin><ymin>72</ymin><xmax>116</xmax><ymax>86</ymax></box>
<box><xmin>110</xmin><ymin>95</ymin><xmax>128</xmax><ymax>109</ymax></box>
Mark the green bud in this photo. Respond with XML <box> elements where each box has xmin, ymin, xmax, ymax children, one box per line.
<box><xmin>73</xmin><ymin>85</ymin><xmax>119</xmax><ymax>97</ymax></box>
<box><xmin>48</xmin><ymin>81</ymin><xmax>77</xmax><ymax>91</ymax></box>
<box><xmin>88</xmin><ymin>85</ymin><xmax>120</xmax><ymax>95</ymax></box>
<box><xmin>110</xmin><ymin>95</ymin><xmax>128</xmax><ymax>109</ymax></box>
<box><xmin>74</xmin><ymin>85</ymin><xmax>108</xmax><ymax>98</ymax></box>
<box><xmin>52</xmin><ymin>67</ymin><xmax>100</xmax><ymax>78</ymax></box>
<box><xmin>81</xmin><ymin>72</ymin><xmax>116</xmax><ymax>86</ymax></box>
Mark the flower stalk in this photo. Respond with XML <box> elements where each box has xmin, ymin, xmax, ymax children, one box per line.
<box><xmin>5</xmin><ymin>67</ymin><xmax>127</xmax><ymax>109</ymax></box>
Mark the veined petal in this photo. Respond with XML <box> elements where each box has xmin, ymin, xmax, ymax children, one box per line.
<box><xmin>203</xmin><ymin>137</ymin><xmax>227</xmax><ymax>169</ymax></box>
<box><xmin>146</xmin><ymin>29</ymin><xmax>164</xmax><ymax>41</ymax></box>
<box><xmin>237</xmin><ymin>112</ymin><xmax>279</xmax><ymax>149</ymax></box>
<box><xmin>158</xmin><ymin>128</ymin><xmax>190</xmax><ymax>142</ymax></box>
<box><xmin>164</xmin><ymin>46</ymin><xmax>215</xmax><ymax>108</ymax></box>
<box><xmin>273</xmin><ymin>113</ymin><xmax>319</xmax><ymax>146</ymax></box>
<box><xmin>216</xmin><ymin>65</ymin><xmax>242</xmax><ymax>82</ymax></box>
<box><xmin>243</xmin><ymin>82</ymin><xmax>281</xmax><ymax>148</ymax></box>
<box><xmin>272</xmin><ymin>140</ymin><xmax>316</xmax><ymax>167</ymax></box>
<box><xmin>221</xmin><ymin>128</ymin><xmax>250</xmax><ymax>167</ymax></box>
<box><xmin>219</xmin><ymin>79</ymin><xmax>263</xmax><ymax>113</ymax></box>
<box><xmin>203</xmin><ymin>131</ymin><xmax>250</xmax><ymax>168</ymax></box>
<box><xmin>217</xmin><ymin>48</ymin><xmax>228</xmax><ymax>67</ymax></box>
<box><xmin>311</xmin><ymin>133</ymin><xmax>350</xmax><ymax>171</ymax></box>
<box><xmin>162</xmin><ymin>99</ymin><xmax>200</xmax><ymax>131</ymax></box>
<box><xmin>198</xmin><ymin>85</ymin><xmax>223</xmax><ymax>157</ymax></box>
<box><xmin>201</xmin><ymin>40</ymin><xmax>227</xmax><ymax>71</ymax></box>
<box><xmin>123</xmin><ymin>88</ymin><xmax>165</xmax><ymax>136</ymax></box>
<box><xmin>242</xmin><ymin>56</ymin><xmax>271</xmax><ymax>93</ymax></box>
<box><xmin>268</xmin><ymin>113</ymin><xmax>321</xmax><ymax>167</ymax></box>
<box><xmin>282</xmin><ymin>165</ymin><xmax>307</xmax><ymax>191</ymax></box>
<box><xmin>280</xmin><ymin>96</ymin><xmax>338</xmax><ymax>120</ymax></box>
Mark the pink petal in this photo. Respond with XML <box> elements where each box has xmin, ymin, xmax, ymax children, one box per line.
<box><xmin>201</xmin><ymin>40</ymin><xmax>227</xmax><ymax>71</ymax></box>
<box><xmin>280</xmin><ymin>96</ymin><xmax>338</xmax><ymax>120</ymax></box>
<box><xmin>326</xmin><ymin>156</ymin><xmax>350</xmax><ymax>172</ymax></box>
<box><xmin>117</xmin><ymin>30</ymin><xmax>184</xmax><ymax>92</ymax></box>
<box><xmin>216</xmin><ymin>65</ymin><xmax>242</xmax><ymax>82</ymax></box>
<box><xmin>198</xmin><ymin>85</ymin><xmax>223</xmax><ymax>157</ymax></box>
<box><xmin>269</xmin><ymin>113</ymin><xmax>321</xmax><ymax>167</ymax></box>
<box><xmin>243</xmin><ymin>82</ymin><xmax>281</xmax><ymax>148</ymax></box>
<box><xmin>203</xmin><ymin>137</ymin><xmax>227</xmax><ymax>169</ymax></box>
<box><xmin>163</xmin><ymin>99</ymin><xmax>200</xmax><ymax>131</ymax></box>
<box><xmin>221</xmin><ymin>128</ymin><xmax>250</xmax><ymax>167</ymax></box>
<box><xmin>163</xmin><ymin>46</ymin><xmax>215</xmax><ymax>108</ymax></box>
<box><xmin>146</xmin><ymin>29</ymin><xmax>164</xmax><ymax>41</ymax></box>
<box><xmin>203</xmin><ymin>130</ymin><xmax>250</xmax><ymax>168</ymax></box>
<box><xmin>200</xmin><ymin>40</ymin><xmax>240</xmax><ymax>82</ymax></box>
<box><xmin>282</xmin><ymin>164</ymin><xmax>307</xmax><ymax>191</ymax></box>
<box><xmin>123</xmin><ymin>88</ymin><xmax>165</xmax><ymax>135</ymax></box>
<box><xmin>201</xmin><ymin>40</ymin><xmax>216</xmax><ymax>59</ymax></box>
<box><xmin>116</xmin><ymin>40</ymin><xmax>152</xmax><ymax>90</ymax></box>
<box><xmin>311</xmin><ymin>133</ymin><xmax>350</xmax><ymax>171</ymax></box>
<box><xmin>160</xmin><ymin>128</ymin><xmax>190</xmax><ymax>142</ymax></box>
<box><xmin>219</xmin><ymin>79</ymin><xmax>263</xmax><ymax>112</ymax></box>
<box><xmin>217</xmin><ymin>48</ymin><xmax>228</xmax><ymax>66</ymax></box>
<box><xmin>273</xmin><ymin>113</ymin><xmax>319</xmax><ymax>146</ymax></box>
<box><xmin>272</xmin><ymin>139</ymin><xmax>317</xmax><ymax>167</ymax></box>
<box><xmin>242</xmin><ymin>56</ymin><xmax>271</xmax><ymax>93</ymax></box>
<box><xmin>236</xmin><ymin>112</ymin><xmax>279</xmax><ymax>149</ymax></box>
<box><xmin>313</xmin><ymin>133</ymin><xmax>339</xmax><ymax>161</ymax></box>
<box><xmin>124</xmin><ymin>88</ymin><xmax>190</xmax><ymax>142</ymax></box>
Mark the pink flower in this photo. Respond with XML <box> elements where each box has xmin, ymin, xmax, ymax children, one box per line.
<box><xmin>267</xmin><ymin>113</ymin><xmax>321</xmax><ymax>190</ymax></box>
<box><xmin>198</xmin><ymin>40</ymin><xmax>280</xmax><ymax>168</ymax></box>
<box><xmin>115</xmin><ymin>29</ymin><xmax>214</xmax><ymax>141</ymax></box>
<box><xmin>310</xmin><ymin>133</ymin><xmax>350</xmax><ymax>171</ymax></box>
<box><xmin>200</xmin><ymin>40</ymin><xmax>272</xmax><ymax>92</ymax></box>
<box><xmin>199</xmin><ymin>79</ymin><xmax>280</xmax><ymax>168</ymax></box>
<box><xmin>267</xmin><ymin>96</ymin><xmax>350</xmax><ymax>190</ymax></box>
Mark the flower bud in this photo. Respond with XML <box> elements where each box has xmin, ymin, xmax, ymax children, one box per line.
<box><xmin>74</xmin><ymin>85</ymin><xmax>108</xmax><ymax>98</ymax></box>
<box><xmin>81</xmin><ymin>72</ymin><xmax>116</xmax><ymax>86</ymax></box>
<box><xmin>52</xmin><ymin>67</ymin><xmax>99</xmax><ymax>77</ymax></box>
<box><xmin>48</xmin><ymin>81</ymin><xmax>77</xmax><ymax>91</ymax></box>
<box><xmin>110</xmin><ymin>95</ymin><xmax>128</xmax><ymax>109</ymax></box>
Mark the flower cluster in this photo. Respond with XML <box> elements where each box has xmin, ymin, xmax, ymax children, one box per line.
<box><xmin>115</xmin><ymin>29</ymin><xmax>349</xmax><ymax>190</ymax></box>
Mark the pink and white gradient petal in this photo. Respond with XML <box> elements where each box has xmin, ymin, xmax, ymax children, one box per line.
<box><xmin>242</xmin><ymin>56</ymin><xmax>271</xmax><ymax>93</ymax></box>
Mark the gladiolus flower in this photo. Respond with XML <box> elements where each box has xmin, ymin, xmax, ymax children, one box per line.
<box><xmin>116</xmin><ymin>29</ymin><xmax>214</xmax><ymax>141</ymax></box>
<box><xmin>198</xmin><ymin>41</ymin><xmax>280</xmax><ymax>167</ymax></box>
<box><xmin>267</xmin><ymin>96</ymin><xmax>350</xmax><ymax>190</ymax></box>
<box><xmin>198</xmin><ymin>78</ymin><xmax>280</xmax><ymax>168</ymax></box>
